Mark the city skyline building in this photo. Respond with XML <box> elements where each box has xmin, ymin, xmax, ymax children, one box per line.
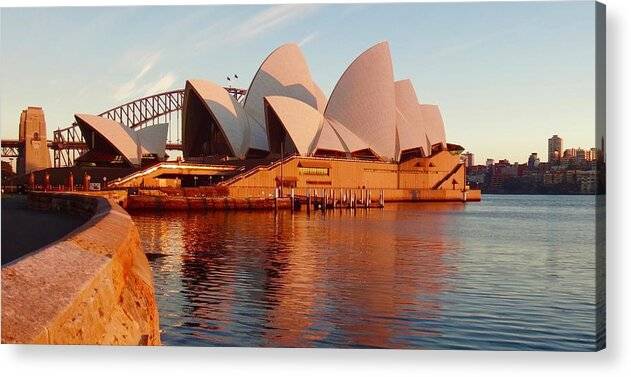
<box><xmin>470</xmin><ymin>133</ymin><xmax>602</xmax><ymax>167</ymax></box>
<box><xmin>548</xmin><ymin>134</ymin><xmax>563</xmax><ymax>164</ymax></box>
<box><xmin>528</xmin><ymin>153</ymin><xmax>540</xmax><ymax>169</ymax></box>
<box><xmin>462</xmin><ymin>152</ymin><xmax>474</xmax><ymax>167</ymax></box>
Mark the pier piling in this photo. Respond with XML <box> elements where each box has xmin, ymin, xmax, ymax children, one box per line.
<box><xmin>291</xmin><ymin>188</ymin><xmax>295</xmax><ymax>213</ymax></box>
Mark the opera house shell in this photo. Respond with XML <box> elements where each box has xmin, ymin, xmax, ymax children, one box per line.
<box><xmin>182</xmin><ymin>41</ymin><xmax>449</xmax><ymax>163</ymax></box>
<box><xmin>74</xmin><ymin>113</ymin><xmax>168</xmax><ymax>167</ymax></box>
<box><xmin>68</xmin><ymin>40</ymin><xmax>456</xmax><ymax>184</ymax></box>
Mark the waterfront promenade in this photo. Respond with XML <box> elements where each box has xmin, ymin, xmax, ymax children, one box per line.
<box><xmin>1</xmin><ymin>192</ymin><xmax>160</xmax><ymax>345</ymax></box>
<box><xmin>1</xmin><ymin>195</ymin><xmax>86</xmax><ymax>265</ymax></box>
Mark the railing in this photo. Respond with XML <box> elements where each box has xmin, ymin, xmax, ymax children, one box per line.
<box><xmin>218</xmin><ymin>153</ymin><xmax>299</xmax><ymax>187</ymax></box>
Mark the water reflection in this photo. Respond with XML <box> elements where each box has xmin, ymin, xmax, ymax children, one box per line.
<box><xmin>132</xmin><ymin>196</ymin><xmax>597</xmax><ymax>350</ymax></box>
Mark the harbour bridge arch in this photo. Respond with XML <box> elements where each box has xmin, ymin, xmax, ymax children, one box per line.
<box><xmin>52</xmin><ymin>87</ymin><xmax>246</xmax><ymax>167</ymax></box>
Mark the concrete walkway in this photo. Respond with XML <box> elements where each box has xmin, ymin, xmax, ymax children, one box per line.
<box><xmin>1</xmin><ymin>195</ymin><xmax>87</xmax><ymax>265</ymax></box>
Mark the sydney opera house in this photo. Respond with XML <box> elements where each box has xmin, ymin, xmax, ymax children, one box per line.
<box><xmin>33</xmin><ymin>41</ymin><xmax>477</xmax><ymax>201</ymax></box>
<box><xmin>182</xmin><ymin>42</ymin><xmax>448</xmax><ymax>163</ymax></box>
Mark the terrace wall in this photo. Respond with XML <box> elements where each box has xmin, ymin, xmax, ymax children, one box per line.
<box><xmin>1</xmin><ymin>192</ymin><xmax>160</xmax><ymax>345</ymax></box>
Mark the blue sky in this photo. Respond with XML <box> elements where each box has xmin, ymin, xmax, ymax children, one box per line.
<box><xmin>0</xmin><ymin>2</ymin><xmax>596</xmax><ymax>163</ymax></box>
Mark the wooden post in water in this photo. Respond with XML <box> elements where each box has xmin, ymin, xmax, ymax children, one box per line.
<box><xmin>331</xmin><ymin>190</ymin><xmax>334</xmax><ymax>208</ymax></box>
<box><xmin>332</xmin><ymin>189</ymin><xmax>336</xmax><ymax>209</ymax></box>
<box><xmin>365</xmin><ymin>189</ymin><xmax>369</xmax><ymax>209</ymax></box>
<box><xmin>340</xmin><ymin>189</ymin><xmax>344</xmax><ymax>210</ymax></box>
<box><xmin>380</xmin><ymin>189</ymin><xmax>384</xmax><ymax>207</ymax></box>
<box><xmin>307</xmin><ymin>192</ymin><xmax>311</xmax><ymax>214</ymax></box>
<box><xmin>339</xmin><ymin>188</ymin><xmax>343</xmax><ymax>208</ymax></box>
<box><xmin>274</xmin><ymin>187</ymin><xmax>279</xmax><ymax>212</ymax></box>
<box><xmin>291</xmin><ymin>188</ymin><xmax>295</xmax><ymax>213</ymax></box>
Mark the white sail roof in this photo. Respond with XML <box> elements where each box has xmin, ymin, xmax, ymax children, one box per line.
<box><xmin>244</xmin><ymin>44</ymin><xmax>326</xmax><ymax>131</ymax></box>
<box><xmin>311</xmin><ymin>120</ymin><xmax>347</xmax><ymax>155</ymax></box>
<box><xmin>419</xmin><ymin>104</ymin><xmax>447</xmax><ymax>148</ymax></box>
<box><xmin>75</xmin><ymin>113</ymin><xmax>149</xmax><ymax>166</ymax></box>
<box><xmin>178</xmin><ymin>41</ymin><xmax>451</xmax><ymax>162</ymax></box>
<box><xmin>186</xmin><ymin>79</ymin><xmax>250</xmax><ymax>158</ymax></box>
<box><xmin>326</xmin><ymin>118</ymin><xmax>372</xmax><ymax>155</ymax></box>
<box><xmin>395</xmin><ymin>79</ymin><xmax>431</xmax><ymax>156</ymax></box>
<box><xmin>135</xmin><ymin>123</ymin><xmax>168</xmax><ymax>159</ymax></box>
<box><xmin>264</xmin><ymin>96</ymin><xmax>323</xmax><ymax>156</ymax></box>
<box><xmin>324</xmin><ymin>42</ymin><xmax>397</xmax><ymax>161</ymax></box>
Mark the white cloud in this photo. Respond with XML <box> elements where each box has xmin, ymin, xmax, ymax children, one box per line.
<box><xmin>200</xmin><ymin>4</ymin><xmax>319</xmax><ymax>48</ymax></box>
<box><xmin>233</xmin><ymin>5</ymin><xmax>319</xmax><ymax>42</ymax></box>
<box><xmin>298</xmin><ymin>31</ymin><xmax>319</xmax><ymax>47</ymax></box>
<box><xmin>112</xmin><ymin>51</ymin><xmax>162</xmax><ymax>102</ymax></box>
<box><xmin>113</xmin><ymin>81</ymin><xmax>137</xmax><ymax>102</ymax></box>
<box><xmin>110</xmin><ymin>4</ymin><xmax>319</xmax><ymax>102</ymax></box>
<box><xmin>135</xmin><ymin>60</ymin><xmax>155</xmax><ymax>81</ymax></box>
<box><xmin>142</xmin><ymin>73</ymin><xmax>178</xmax><ymax>97</ymax></box>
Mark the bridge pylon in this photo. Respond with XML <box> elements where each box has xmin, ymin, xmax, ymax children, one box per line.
<box><xmin>17</xmin><ymin>107</ymin><xmax>51</xmax><ymax>175</ymax></box>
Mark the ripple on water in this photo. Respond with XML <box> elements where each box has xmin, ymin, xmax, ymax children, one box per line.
<box><xmin>133</xmin><ymin>195</ymin><xmax>599</xmax><ymax>350</ymax></box>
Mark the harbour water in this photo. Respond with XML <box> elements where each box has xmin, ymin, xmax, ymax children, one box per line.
<box><xmin>133</xmin><ymin>195</ymin><xmax>602</xmax><ymax>350</ymax></box>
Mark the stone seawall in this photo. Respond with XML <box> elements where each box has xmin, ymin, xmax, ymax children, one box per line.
<box><xmin>1</xmin><ymin>192</ymin><xmax>160</xmax><ymax>345</ymax></box>
<box><xmin>125</xmin><ymin>189</ymin><xmax>481</xmax><ymax>211</ymax></box>
<box><xmin>127</xmin><ymin>195</ymin><xmax>292</xmax><ymax>211</ymax></box>
<box><xmin>63</xmin><ymin>189</ymin><xmax>129</xmax><ymax>209</ymax></box>
<box><xmin>227</xmin><ymin>186</ymin><xmax>482</xmax><ymax>203</ymax></box>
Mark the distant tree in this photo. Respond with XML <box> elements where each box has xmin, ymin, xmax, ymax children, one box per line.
<box><xmin>1</xmin><ymin>161</ymin><xmax>15</xmax><ymax>181</ymax></box>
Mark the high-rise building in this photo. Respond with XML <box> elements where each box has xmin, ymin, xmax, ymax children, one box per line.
<box><xmin>562</xmin><ymin>148</ymin><xmax>577</xmax><ymax>164</ymax></box>
<box><xmin>548</xmin><ymin>134</ymin><xmax>563</xmax><ymax>164</ymax></box>
<box><xmin>527</xmin><ymin>152</ymin><xmax>540</xmax><ymax>169</ymax></box>
<box><xmin>563</xmin><ymin>148</ymin><xmax>577</xmax><ymax>158</ymax></box>
<box><xmin>486</xmin><ymin>158</ymin><xmax>494</xmax><ymax>166</ymax></box>
<box><xmin>590</xmin><ymin>147</ymin><xmax>600</xmax><ymax>162</ymax></box>
<box><xmin>576</xmin><ymin>148</ymin><xmax>587</xmax><ymax>164</ymax></box>
<box><xmin>462</xmin><ymin>152</ymin><xmax>474</xmax><ymax>167</ymax></box>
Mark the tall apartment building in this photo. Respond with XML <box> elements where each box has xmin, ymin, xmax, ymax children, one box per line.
<box><xmin>548</xmin><ymin>134</ymin><xmax>563</xmax><ymax>164</ymax></box>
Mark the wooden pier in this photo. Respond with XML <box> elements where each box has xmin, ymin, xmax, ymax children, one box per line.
<box><xmin>279</xmin><ymin>187</ymin><xmax>385</xmax><ymax>213</ymax></box>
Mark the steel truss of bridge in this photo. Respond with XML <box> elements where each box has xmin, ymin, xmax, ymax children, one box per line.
<box><xmin>0</xmin><ymin>87</ymin><xmax>247</xmax><ymax>167</ymax></box>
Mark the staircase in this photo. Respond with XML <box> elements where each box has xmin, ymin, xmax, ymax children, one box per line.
<box><xmin>432</xmin><ymin>163</ymin><xmax>463</xmax><ymax>190</ymax></box>
<box><xmin>219</xmin><ymin>154</ymin><xmax>298</xmax><ymax>187</ymax></box>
